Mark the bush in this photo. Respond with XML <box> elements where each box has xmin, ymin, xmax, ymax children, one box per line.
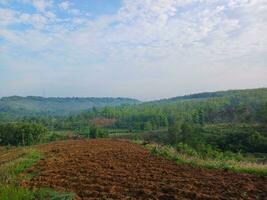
<box><xmin>88</xmin><ymin>126</ymin><xmax>108</xmax><ymax>139</ymax></box>
<box><xmin>176</xmin><ymin>143</ymin><xmax>198</xmax><ymax>157</ymax></box>
<box><xmin>0</xmin><ymin>123</ymin><xmax>47</xmax><ymax>146</ymax></box>
<box><xmin>217</xmin><ymin>131</ymin><xmax>267</xmax><ymax>153</ymax></box>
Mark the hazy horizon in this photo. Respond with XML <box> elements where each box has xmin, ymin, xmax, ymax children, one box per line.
<box><xmin>1</xmin><ymin>0</ymin><xmax>267</xmax><ymax>101</ymax></box>
<box><xmin>1</xmin><ymin>86</ymin><xmax>267</xmax><ymax>102</ymax></box>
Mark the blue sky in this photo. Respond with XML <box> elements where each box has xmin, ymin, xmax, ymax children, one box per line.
<box><xmin>0</xmin><ymin>0</ymin><xmax>267</xmax><ymax>100</ymax></box>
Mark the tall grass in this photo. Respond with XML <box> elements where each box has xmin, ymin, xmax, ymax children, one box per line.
<box><xmin>135</xmin><ymin>141</ymin><xmax>267</xmax><ymax>176</ymax></box>
<box><xmin>0</xmin><ymin>148</ymin><xmax>41</xmax><ymax>199</ymax></box>
<box><xmin>0</xmin><ymin>185</ymin><xmax>34</xmax><ymax>200</ymax></box>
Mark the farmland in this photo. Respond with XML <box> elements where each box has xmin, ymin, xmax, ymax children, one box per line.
<box><xmin>8</xmin><ymin>139</ymin><xmax>267</xmax><ymax>199</ymax></box>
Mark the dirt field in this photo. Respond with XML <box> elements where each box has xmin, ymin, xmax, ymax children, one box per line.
<box><xmin>23</xmin><ymin>139</ymin><xmax>267</xmax><ymax>199</ymax></box>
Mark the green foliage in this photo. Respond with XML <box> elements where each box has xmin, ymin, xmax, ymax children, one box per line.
<box><xmin>257</xmin><ymin>102</ymin><xmax>267</xmax><ymax>123</ymax></box>
<box><xmin>109</xmin><ymin>129</ymin><xmax>169</xmax><ymax>143</ymax></box>
<box><xmin>143</xmin><ymin>143</ymin><xmax>267</xmax><ymax>176</ymax></box>
<box><xmin>0</xmin><ymin>96</ymin><xmax>140</xmax><ymax>118</ymax></box>
<box><xmin>97</xmin><ymin>129</ymin><xmax>108</xmax><ymax>138</ymax></box>
<box><xmin>62</xmin><ymin>88</ymin><xmax>267</xmax><ymax>134</ymax></box>
<box><xmin>89</xmin><ymin>126</ymin><xmax>98</xmax><ymax>138</ymax></box>
<box><xmin>167</xmin><ymin>121</ymin><xmax>201</xmax><ymax>147</ymax></box>
<box><xmin>112</xmin><ymin>123</ymin><xmax>267</xmax><ymax>154</ymax></box>
<box><xmin>202</xmin><ymin>124</ymin><xmax>267</xmax><ymax>153</ymax></box>
<box><xmin>143</xmin><ymin>121</ymin><xmax>153</xmax><ymax>131</ymax></box>
<box><xmin>218</xmin><ymin>130</ymin><xmax>267</xmax><ymax>153</ymax></box>
<box><xmin>192</xmin><ymin>109</ymin><xmax>204</xmax><ymax>125</ymax></box>
<box><xmin>0</xmin><ymin>123</ymin><xmax>47</xmax><ymax>146</ymax></box>
<box><xmin>40</xmin><ymin>131</ymin><xmax>80</xmax><ymax>143</ymax></box>
<box><xmin>88</xmin><ymin>126</ymin><xmax>108</xmax><ymax>139</ymax></box>
<box><xmin>167</xmin><ymin>120</ymin><xmax>182</xmax><ymax>144</ymax></box>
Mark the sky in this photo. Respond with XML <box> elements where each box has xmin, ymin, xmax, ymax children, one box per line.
<box><xmin>0</xmin><ymin>0</ymin><xmax>267</xmax><ymax>100</ymax></box>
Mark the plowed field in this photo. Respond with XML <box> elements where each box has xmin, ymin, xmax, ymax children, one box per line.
<box><xmin>23</xmin><ymin>139</ymin><xmax>267</xmax><ymax>199</ymax></box>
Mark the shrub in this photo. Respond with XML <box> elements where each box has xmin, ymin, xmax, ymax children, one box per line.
<box><xmin>0</xmin><ymin>123</ymin><xmax>47</xmax><ymax>146</ymax></box>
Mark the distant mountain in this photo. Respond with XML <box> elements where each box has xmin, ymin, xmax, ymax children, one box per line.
<box><xmin>1</xmin><ymin>88</ymin><xmax>267</xmax><ymax>120</ymax></box>
<box><xmin>0</xmin><ymin>96</ymin><xmax>140</xmax><ymax>117</ymax></box>
<box><xmin>147</xmin><ymin>88</ymin><xmax>267</xmax><ymax>105</ymax></box>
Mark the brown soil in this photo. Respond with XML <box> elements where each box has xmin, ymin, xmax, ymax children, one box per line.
<box><xmin>23</xmin><ymin>139</ymin><xmax>267</xmax><ymax>200</ymax></box>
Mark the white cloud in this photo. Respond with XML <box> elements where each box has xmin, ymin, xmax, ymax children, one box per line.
<box><xmin>0</xmin><ymin>8</ymin><xmax>18</xmax><ymax>25</ymax></box>
<box><xmin>32</xmin><ymin>0</ymin><xmax>52</xmax><ymax>12</ymax></box>
<box><xmin>0</xmin><ymin>0</ymin><xmax>267</xmax><ymax>99</ymax></box>
<box><xmin>45</xmin><ymin>11</ymin><xmax>56</xmax><ymax>19</ymax></box>
<box><xmin>58</xmin><ymin>1</ymin><xmax>70</xmax><ymax>10</ymax></box>
<box><xmin>18</xmin><ymin>0</ymin><xmax>53</xmax><ymax>12</ymax></box>
<box><xmin>58</xmin><ymin>1</ymin><xmax>81</xmax><ymax>16</ymax></box>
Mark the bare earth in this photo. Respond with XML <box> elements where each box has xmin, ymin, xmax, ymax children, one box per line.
<box><xmin>23</xmin><ymin>139</ymin><xmax>267</xmax><ymax>200</ymax></box>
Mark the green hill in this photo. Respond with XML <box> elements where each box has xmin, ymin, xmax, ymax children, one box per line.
<box><xmin>73</xmin><ymin>88</ymin><xmax>267</xmax><ymax>130</ymax></box>
<box><xmin>0</xmin><ymin>96</ymin><xmax>140</xmax><ymax>118</ymax></box>
<box><xmin>148</xmin><ymin>88</ymin><xmax>267</xmax><ymax>105</ymax></box>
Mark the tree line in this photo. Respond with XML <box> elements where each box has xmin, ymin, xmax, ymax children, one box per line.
<box><xmin>0</xmin><ymin>123</ymin><xmax>47</xmax><ymax>146</ymax></box>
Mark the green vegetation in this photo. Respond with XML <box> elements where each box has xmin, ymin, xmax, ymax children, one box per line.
<box><xmin>0</xmin><ymin>148</ymin><xmax>41</xmax><ymax>199</ymax></box>
<box><xmin>70</xmin><ymin>88</ymin><xmax>267</xmax><ymax>131</ymax></box>
<box><xmin>0</xmin><ymin>185</ymin><xmax>34</xmax><ymax>200</ymax></box>
<box><xmin>0</xmin><ymin>96</ymin><xmax>140</xmax><ymax>118</ymax></box>
<box><xmin>12</xmin><ymin>88</ymin><xmax>264</xmax><ymax>163</ymax></box>
<box><xmin>139</xmin><ymin>142</ymin><xmax>267</xmax><ymax>176</ymax></box>
<box><xmin>40</xmin><ymin>130</ymin><xmax>80</xmax><ymax>143</ymax></box>
<box><xmin>0</xmin><ymin>123</ymin><xmax>47</xmax><ymax>146</ymax></box>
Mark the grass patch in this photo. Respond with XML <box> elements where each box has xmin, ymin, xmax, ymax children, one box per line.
<box><xmin>0</xmin><ymin>184</ymin><xmax>34</xmax><ymax>200</ymax></box>
<box><xmin>0</xmin><ymin>148</ymin><xmax>42</xmax><ymax>184</ymax></box>
<box><xmin>34</xmin><ymin>188</ymin><xmax>75</xmax><ymax>200</ymax></box>
<box><xmin>40</xmin><ymin>131</ymin><xmax>78</xmax><ymax>143</ymax></box>
<box><xmin>136</xmin><ymin>141</ymin><xmax>267</xmax><ymax>176</ymax></box>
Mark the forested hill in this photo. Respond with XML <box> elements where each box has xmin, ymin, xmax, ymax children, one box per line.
<box><xmin>147</xmin><ymin>88</ymin><xmax>267</xmax><ymax>105</ymax></box>
<box><xmin>1</xmin><ymin>88</ymin><xmax>267</xmax><ymax>121</ymax></box>
<box><xmin>73</xmin><ymin>88</ymin><xmax>267</xmax><ymax>130</ymax></box>
<box><xmin>0</xmin><ymin>96</ymin><xmax>140</xmax><ymax>118</ymax></box>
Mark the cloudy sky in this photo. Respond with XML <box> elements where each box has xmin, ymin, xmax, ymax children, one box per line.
<box><xmin>0</xmin><ymin>0</ymin><xmax>267</xmax><ymax>100</ymax></box>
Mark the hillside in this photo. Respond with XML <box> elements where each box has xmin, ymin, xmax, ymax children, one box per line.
<box><xmin>0</xmin><ymin>96</ymin><xmax>140</xmax><ymax>118</ymax></box>
<box><xmin>147</xmin><ymin>88</ymin><xmax>267</xmax><ymax>105</ymax></box>
<box><xmin>74</xmin><ymin>88</ymin><xmax>267</xmax><ymax>128</ymax></box>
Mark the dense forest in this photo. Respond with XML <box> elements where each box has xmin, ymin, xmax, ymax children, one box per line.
<box><xmin>0</xmin><ymin>96</ymin><xmax>140</xmax><ymax>119</ymax></box>
<box><xmin>61</xmin><ymin>88</ymin><xmax>267</xmax><ymax>129</ymax></box>
<box><xmin>0</xmin><ymin>88</ymin><xmax>267</xmax><ymax>155</ymax></box>
<box><xmin>67</xmin><ymin>88</ymin><xmax>267</xmax><ymax>154</ymax></box>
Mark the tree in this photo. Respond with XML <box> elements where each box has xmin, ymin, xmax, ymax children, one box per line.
<box><xmin>193</xmin><ymin>109</ymin><xmax>204</xmax><ymax>126</ymax></box>
<box><xmin>257</xmin><ymin>102</ymin><xmax>267</xmax><ymax>123</ymax></box>
<box><xmin>89</xmin><ymin>126</ymin><xmax>98</xmax><ymax>139</ymax></box>
<box><xmin>180</xmin><ymin>122</ymin><xmax>200</xmax><ymax>147</ymax></box>
<box><xmin>144</xmin><ymin>121</ymin><xmax>153</xmax><ymax>131</ymax></box>
<box><xmin>168</xmin><ymin>120</ymin><xmax>182</xmax><ymax>144</ymax></box>
<box><xmin>0</xmin><ymin>123</ymin><xmax>46</xmax><ymax>146</ymax></box>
